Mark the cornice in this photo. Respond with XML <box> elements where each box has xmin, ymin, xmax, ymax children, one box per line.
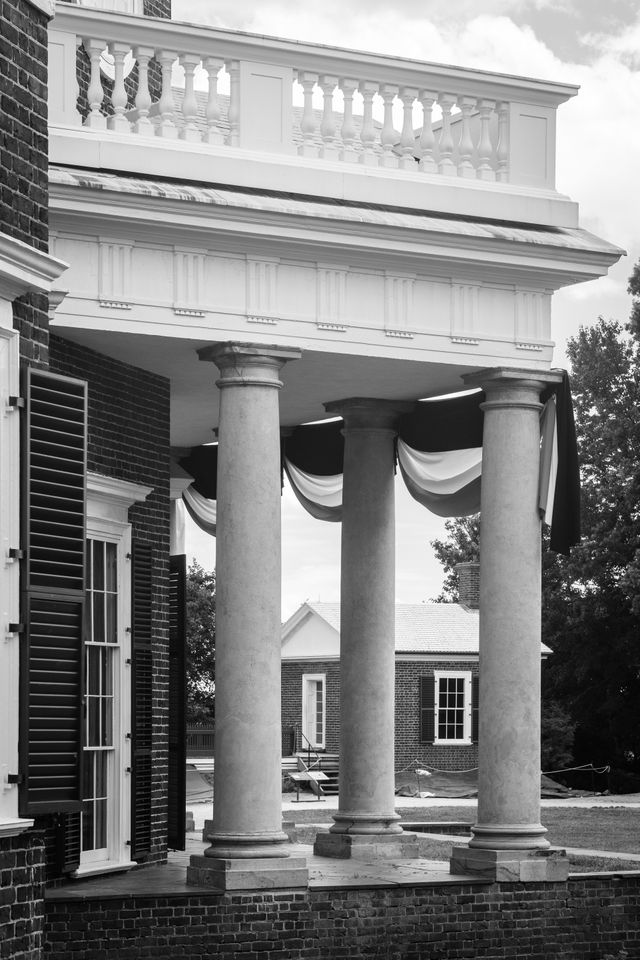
<box><xmin>49</xmin><ymin>182</ymin><xmax>621</xmax><ymax>291</ymax></box>
<box><xmin>87</xmin><ymin>472</ymin><xmax>153</xmax><ymax>523</ymax></box>
<box><xmin>0</xmin><ymin>233</ymin><xmax>67</xmax><ymax>303</ymax></box>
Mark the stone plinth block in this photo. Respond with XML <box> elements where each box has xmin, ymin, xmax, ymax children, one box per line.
<box><xmin>450</xmin><ymin>845</ymin><xmax>569</xmax><ymax>882</ymax></box>
<box><xmin>187</xmin><ymin>855</ymin><xmax>309</xmax><ymax>891</ymax></box>
<box><xmin>314</xmin><ymin>830</ymin><xmax>421</xmax><ymax>860</ymax></box>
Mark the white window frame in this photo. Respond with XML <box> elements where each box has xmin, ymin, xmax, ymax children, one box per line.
<box><xmin>74</xmin><ymin>473</ymin><xmax>151</xmax><ymax>878</ymax></box>
<box><xmin>301</xmin><ymin>673</ymin><xmax>326</xmax><ymax>750</ymax></box>
<box><xmin>433</xmin><ymin>670</ymin><xmax>473</xmax><ymax>746</ymax></box>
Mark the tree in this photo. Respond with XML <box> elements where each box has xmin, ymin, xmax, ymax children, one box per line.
<box><xmin>185</xmin><ymin>560</ymin><xmax>216</xmax><ymax>724</ymax></box>
<box><xmin>431</xmin><ymin>516</ymin><xmax>479</xmax><ymax>601</ymax></box>
<box><xmin>430</xmin><ymin>262</ymin><xmax>640</xmax><ymax>778</ymax></box>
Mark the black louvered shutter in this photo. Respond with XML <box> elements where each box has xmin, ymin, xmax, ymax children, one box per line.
<box><xmin>471</xmin><ymin>675</ymin><xmax>479</xmax><ymax>744</ymax></box>
<box><xmin>420</xmin><ymin>676</ymin><xmax>435</xmax><ymax>743</ymax></box>
<box><xmin>168</xmin><ymin>555</ymin><xmax>187</xmax><ymax>850</ymax></box>
<box><xmin>131</xmin><ymin>540</ymin><xmax>153</xmax><ymax>860</ymax></box>
<box><xmin>20</xmin><ymin>369</ymin><xmax>87</xmax><ymax>816</ymax></box>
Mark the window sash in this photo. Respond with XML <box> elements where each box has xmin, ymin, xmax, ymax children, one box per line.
<box><xmin>433</xmin><ymin>671</ymin><xmax>472</xmax><ymax>744</ymax></box>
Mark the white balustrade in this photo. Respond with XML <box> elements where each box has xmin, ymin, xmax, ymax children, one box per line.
<box><xmin>319</xmin><ymin>75</ymin><xmax>339</xmax><ymax>160</ymax></box>
<box><xmin>203</xmin><ymin>56</ymin><xmax>224</xmax><ymax>145</ymax></box>
<box><xmin>83</xmin><ymin>36</ymin><xmax>107</xmax><ymax>129</ymax></box>
<box><xmin>132</xmin><ymin>45</ymin><xmax>154</xmax><ymax>136</ymax></box>
<box><xmin>338</xmin><ymin>78</ymin><xmax>358</xmax><ymax>163</ymax></box>
<box><xmin>297</xmin><ymin>71</ymin><xmax>319</xmax><ymax>158</ymax></box>
<box><xmin>52</xmin><ymin>4</ymin><xmax>574</xmax><ymax>192</ymax></box>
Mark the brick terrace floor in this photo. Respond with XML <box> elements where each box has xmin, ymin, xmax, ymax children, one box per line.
<box><xmin>46</xmin><ymin>836</ymin><xmax>488</xmax><ymax>901</ymax></box>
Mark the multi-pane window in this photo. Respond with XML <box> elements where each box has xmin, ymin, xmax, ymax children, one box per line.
<box><xmin>434</xmin><ymin>671</ymin><xmax>472</xmax><ymax>744</ymax></box>
<box><xmin>437</xmin><ymin>676</ymin><xmax>465</xmax><ymax>740</ymax></box>
<box><xmin>82</xmin><ymin>539</ymin><xmax>118</xmax><ymax>857</ymax></box>
<box><xmin>302</xmin><ymin>674</ymin><xmax>326</xmax><ymax>749</ymax></box>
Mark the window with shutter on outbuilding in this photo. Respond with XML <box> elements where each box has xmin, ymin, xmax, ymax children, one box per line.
<box><xmin>420</xmin><ymin>676</ymin><xmax>435</xmax><ymax>743</ymax></box>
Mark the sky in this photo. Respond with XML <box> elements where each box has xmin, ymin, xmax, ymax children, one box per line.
<box><xmin>172</xmin><ymin>0</ymin><xmax>640</xmax><ymax>617</ymax></box>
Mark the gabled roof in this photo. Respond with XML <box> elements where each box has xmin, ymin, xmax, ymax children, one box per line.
<box><xmin>282</xmin><ymin>600</ymin><xmax>552</xmax><ymax>656</ymax></box>
<box><xmin>305</xmin><ymin>600</ymin><xmax>480</xmax><ymax>655</ymax></box>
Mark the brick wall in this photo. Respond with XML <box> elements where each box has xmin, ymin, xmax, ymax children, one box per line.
<box><xmin>456</xmin><ymin>562</ymin><xmax>480</xmax><ymax>609</ymax></box>
<box><xmin>0</xmin><ymin>0</ymin><xmax>50</xmax><ymax>366</ymax></box>
<box><xmin>281</xmin><ymin>658</ymin><xmax>479</xmax><ymax>771</ymax></box>
<box><xmin>48</xmin><ymin>334</ymin><xmax>171</xmax><ymax>868</ymax></box>
<box><xmin>281</xmin><ymin>661</ymin><xmax>340</xmax><ymax>755</ymax></box>
<box><xmin>44</xmin><ymin>874</ymin><xmax>640</xmax><ymax>959</ymax></box>
<box><xmin>0</xmin><ymin>832</ymin><xmax>46</xmax><ymax>960</ymax></box>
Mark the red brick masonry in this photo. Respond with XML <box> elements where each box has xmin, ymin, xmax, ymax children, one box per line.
<box><xmin>44</xmin><ymin>875</ymin><xmax>640</xmax><ymax>959</ymax></box>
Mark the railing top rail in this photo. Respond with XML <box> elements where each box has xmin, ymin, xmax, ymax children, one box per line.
<box><xmin>52</xmin><ymin>3</ymin><xmax>578</xmax><ymax>106</ymax></box>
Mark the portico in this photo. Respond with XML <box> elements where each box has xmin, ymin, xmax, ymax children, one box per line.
<box><xmin>40</xmin><ymin>3</ymin><xmax>624</xmax><ymax>892</ymax></box>
<box><xmin>175</xmin><ymin>346</ymin><xmax>571</xmax><ymax>886</ymax></box>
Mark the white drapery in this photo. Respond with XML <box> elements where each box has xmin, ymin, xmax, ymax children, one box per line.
<box><xmin>180</xmin><ymin>395</ymin><xmax>561</xmax><ymax>538</ymax></box>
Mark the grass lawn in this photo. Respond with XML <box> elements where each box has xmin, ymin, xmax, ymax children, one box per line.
<box><xmin>289</xmin><ymin>803</ymin><xmax>640</xmax><ymax>867</ymax></box>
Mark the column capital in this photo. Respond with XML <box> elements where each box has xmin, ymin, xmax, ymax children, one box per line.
<box><xmin>323</xmin><ymin>397</ymin><xmax>414</xmax><ymax>431</ymax></box>
<box><xmin>198</xmin><ymin>341</ymin><xmax>301</xmax><ymax>389</ymax></box>
<box><xmin>462</xmin><ymin>366</ymin><xmax>563</xmax><ymax>392</ymax></box>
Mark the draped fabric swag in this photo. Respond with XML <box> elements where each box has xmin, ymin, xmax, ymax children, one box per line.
<box><xmin>177</xmin><ymin>371</ymin><xmax>579</xmax><ymax>555</ymax></box>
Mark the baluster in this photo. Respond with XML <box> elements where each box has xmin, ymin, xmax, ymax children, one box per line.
<box><xmin>496</xmin><ymin>101</ymin><xmax>509</xmax><ymax>182</ymax></box>
<box><xmin>338</xmin><ymin>77</ymin><xmax>358</xmax><ymax>162</ymax></box>
<box><xmin>437</xmin><ymin>92</ymin><xmax>456</xmax><ymax>176</ymax></box>
<box><xmin>476</xmin><ymin>98</ymin><xmax>496</xmax><ymax>181</ymax></box>
<box><xmin>319</xmin><ymin>75</ymin><xmax>339</xmax><ymax>159</ymax></box>
<box><xmin>83</xmin><ymin>38</ymin><xmax>107</xmax><ymax>130</ymax></box>
<box><xmin>457</xmin><ymin>95</ymin><xmax>475</xmax><ymax>178</ymax></box>
<box><xmin>180</xmin><ymin>54</ymin><xmax>201</xmax><ymax>142</ymax></box>
<box><xmin>418</xmin><ymin>89</ymin><xmax>437</xmax><ymax>173</ymax></box>
<box><xmin>379</xmin><ymin>83</ymin><xmax>399</xmax><ymax>168</ymax></box>
<box><xmin>226</xmin><ymin>60</ymin><xmax>240</xmax><ymax>147</ymax></box>
<box><xmin>297</xmin><ymin>71</ymin><xmax>319</xmax><ymax>157</ymax></box>
<box><xmin>203</xmin><ymin>57</ymin><xmax>224</xmax><ymax>145</ymax></box>
<box><xmin>398</xmin><ymin>86</ymin><xmax>419</xmax><ymax>170</ymax></box>
<box><xmin>358</xmin><ymin>81</ymin><xmax>377</xmax><ymax>166</ymax></box>
<box><xmin>132</xmin><ymin>46</ymin><xmax>155</xmax><ymax>136</ymax></box>
<box><xmin>108</xmin><ymin>42</ymin><xmax>131</xmax><ymax>133</ymax></box>
<box><xmin>155</xmin><ymin>50</ymin><xmax>179</xmax><ymax>139</ymax></box>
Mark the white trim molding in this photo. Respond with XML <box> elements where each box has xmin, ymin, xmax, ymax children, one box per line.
<box><xmin>0</xmin><ymin>232</ymin><xmax>67</xmax><ymax>304</ymax></box>
<box><xmin>301</xmin><ymin>673</ymin><xmax>326</xmax><ymax>750</ymax></box>
<box><xmin>87</xmin><ymin>472</ymin><xmax>153</xmax><ymax>524</ymax></box>
<box><xmin>0</xmin><ymin>818</ymin><xmax>36</xmax><ymax>840</ymax></box>
<box><xmin>0</xmin><ymin>324</ymin><xmax>22</xmax><ymax>830</ymax></box>
<box><xmin>433</xmin><ymin>669</ymin><xmax>473</xmax><ymax>746</ymax></box>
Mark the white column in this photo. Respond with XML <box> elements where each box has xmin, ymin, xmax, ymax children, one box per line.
<box><xmin>314</xmin><ymin>398</ymin><xmax>418</xmax><ymax>859</ymax></box>
<box><xmin>187</xmin><ymin>342</ymin><xmax>308</xmax><ymax>891</ymax></box>
<box><xmin>451</xmin><ymin>367</ymin><xmax>568</xmax><ymax>883</ymax></box>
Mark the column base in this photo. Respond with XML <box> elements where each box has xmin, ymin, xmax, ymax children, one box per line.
<box><xmin>187</xmin><ymin>854</ymin><xmax>309</xmax><ymax>891</ymax></box>
<box><xmin>450</xmin><ymin>845</ymin><xmax>569</xmax><ymax>882</ymax></box>
<box><xmin>314</xmin><ymin>830</ymin><xmax>421</xmax><ymax>860</ymax></box>
<box><xmin>469</xmin><ymin>822</ymin><xmax>550</xmax><ymax>850</ymax></box>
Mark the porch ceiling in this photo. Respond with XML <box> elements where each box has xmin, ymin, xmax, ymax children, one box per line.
<box><xmin>54</xmin><ymin>327</ymin><xmax>472</xmax><ymax>448</ymax></box>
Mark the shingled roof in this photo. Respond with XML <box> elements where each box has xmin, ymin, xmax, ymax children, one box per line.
<box><xmin>283</xmin><ymin>601</ymin><xmax>551</xmax><ymax>656</ymax></box>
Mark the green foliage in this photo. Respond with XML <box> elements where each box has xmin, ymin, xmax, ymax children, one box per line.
<box><xmin>430</xmin><ymin>516</ymin><xmax>480</xmax><ymax>601</ymax></box>
<box><xmin>540</xmin><ymin>700</ymin><xmax>576</xmax><ymax>771</ymax></box>
<box><xmin>430</xmin><ymin>262</ymin><xmax>640</xmax><ymax>776</ymax></box>
<box><xmin>186</xmin><ymin>560</ymin><xmax>216</xmax><ymax>724</ymax></box>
